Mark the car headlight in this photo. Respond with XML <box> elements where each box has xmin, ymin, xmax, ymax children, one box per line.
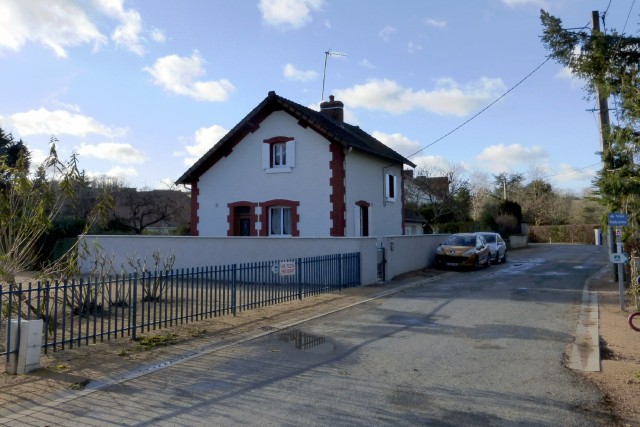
<box><xmin>463</xmin><ymin>249</ymin><xmax>476</xmax><ymax>256</ymax></box>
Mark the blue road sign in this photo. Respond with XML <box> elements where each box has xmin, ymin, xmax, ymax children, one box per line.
<box><xmin>608</xmin><ymin>212</ymin><xmax>629</xmax><ymax>226</ymax></box>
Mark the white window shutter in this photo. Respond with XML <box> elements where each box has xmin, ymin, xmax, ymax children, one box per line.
<box><xmin>286</xmin><ymin>140</ymin><xmax>295</xmax><ymax>167</ymax></box>
<box><xmin>385</xmin><ymin>173</ymin><xmax>390</xmax><ymax>199</ymax></box>
<box><xmin>261</xmin><ymin>144</ymin><xmax>270</xmax><ymax>169</ymax></box>
<box><xmin>354</xmin><ymin>208</ymin><xmax>361</xmax><ymax>237</ymax></box>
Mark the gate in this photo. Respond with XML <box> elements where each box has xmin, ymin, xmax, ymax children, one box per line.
<box><xmin>377</xmin><ymin>247</ymin><xmax>386</xmax><ymax>282</ymax></box>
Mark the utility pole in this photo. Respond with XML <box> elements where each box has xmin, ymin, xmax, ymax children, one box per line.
<box><xmin>593</xmin><ymin>10</ymin><xmax>618</xmax><ymax>282</ymax></box>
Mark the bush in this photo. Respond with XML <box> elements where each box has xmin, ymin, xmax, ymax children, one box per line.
<box><xmin>528</xmin><ymin>224</ymin><xmax>599</xmax><ymax>244</ymax></box>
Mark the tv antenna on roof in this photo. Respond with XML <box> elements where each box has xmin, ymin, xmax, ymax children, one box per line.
<box><xmin>322</xmin><ymin>49</ymin><xmax>347</xmax><ymax>101</ymax></box>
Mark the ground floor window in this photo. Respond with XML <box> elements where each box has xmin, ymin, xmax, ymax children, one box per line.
<box><xmin>270</xmin><ymin>206</ymin><xmax>292</xmax><ymax>236</ymax></box>
<box><xmin>260</xmin><ymin>199</ymin><xmax>299</xmax><ymax>237</ymax></box>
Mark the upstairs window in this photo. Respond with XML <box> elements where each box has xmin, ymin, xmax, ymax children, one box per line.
<box><xmin>273</xmin><ymin>142</ymin><xmax>286</xmax><ymax>167</ymax></box>
<box><xmin>262</xmin><ymin>136</ymin><xmax>295</xmax><ymax>172</ymax></box>
<box><xmin>385</xmin><ymin>173</ymin><xmax>397</xmax><ymax>202</ymax></box>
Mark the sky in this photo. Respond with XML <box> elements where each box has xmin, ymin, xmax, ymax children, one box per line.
<box><xmin>0</xmin><ymin>0</ymin><xmax>637</xmax><ymax>194</ymax></box>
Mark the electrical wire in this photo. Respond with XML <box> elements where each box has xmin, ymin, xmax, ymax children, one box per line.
<box><xmin>406</xmin><ymin>56</ymin><xmax>551</xmax><ymax>159</ymax></box>
<box><xmin>541</xmin><ymin>162</ymin><xmax>601</xmax><ymax>179</ymax></box>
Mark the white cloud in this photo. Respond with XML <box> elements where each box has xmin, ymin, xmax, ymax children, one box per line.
<box><xmin>425</xmin><ymin>18</ymin><xmax>447</xmax><ymax>29</ymax></box>
<box><xmin>407</xmin><ymin>42</ymin><xmax>423</xmax><ymax>54</ymax></box>
<box><xmin>379</xmin><ymin>26</ymin><xmax>396</xmax><ymax>41</ymax></box>
<box><xmin>178</xmin><ymin>124</ymin><xmax>229</xmax><ymax>166</ymax></box>
<box><xmin>359</xmin><ymin>58</ymin><xmax>375</xmax><ymax>69</ymax></box>
<box><xmin>372</xmin><ymin>131</ymin><xmax>421</xmax><ymax>158</ymax></box>
<box><xmin>29</xmin><ymin>147</ymin><xmax>49</xmax><ymax>166</ymax></box>
<box><xmin>0</xmin><ymin>108</ymin><xmax>128</xmax><ymax>138</ymax></box>
<box><xmin>157</xmin><ymin>177</ymin><xmax>179</xmax><ymax>190</ymax></box>
<box><xmin>77</xmin><ymin>142</ymin><xmax>146</xmax><ymax>164</ymax></box>
<box><xmin>476</xmin><ymin>144</ymin><xmax>548</xmax><ymax>172</ymax></box>
<box><xmin>144</xmin><ymin>51</ymin><xmax>235</xmax><ymax>102</ymax></box>
<box><xmin>0</xmin><ymin>0</ymin><xmax>107</xmax><ymax>58</ymax></box>
<box><xmin>86</xmin><ymin>166</ymin><xmax>138</xmax><ymax>183</ymax></box>
<box><xmin>259</xmin><ymin>0</ymin><xmax>323</xmax><ymax>29</ymax></box>
<box><xmin>150</xmin><ymin>28</ymin><xmax>166</xmax><ymax>43</ymax></box>
<box><xmin>334</xmin><ymin>77</ymin><xmax>506</xmax><ymax>116</ymax></box>
<box><xmin>552</xmin><ymin>163</ymin><xmax>597</xmax><ymax>183</ymax></box>
<box><xmin>283</xmin><ymin>64</ymin><xmax>318</xmax><ymax>81</ymax></box>
<box><xmin>95</xmin><ymin>0</ymin><xmax>144</xmax><ymax>55</ymax></box>
<box><xmin>411</xmin><ymin>155</ymin><xmax>451</xmax><ymax>172</ymax></box>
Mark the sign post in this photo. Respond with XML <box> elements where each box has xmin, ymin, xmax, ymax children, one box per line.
<box><xmin>608</xmin><ymin>213</ymin><xmax>628</xmax><ymax>310</ymax></box>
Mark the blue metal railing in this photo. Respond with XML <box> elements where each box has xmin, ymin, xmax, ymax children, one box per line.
<box><xmin>1</xmin><ymin>252</ymin><xmax>360</xmax><ymax>359</ymax></box>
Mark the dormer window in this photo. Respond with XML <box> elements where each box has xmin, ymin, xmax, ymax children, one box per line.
<box><xmin>262</xmin><ymin>136</ymin><xmax>295</xmax><ymax>173</ymax></box>
<box><xmin>273</xmin><ymin>142</ymin><xmax>286</xmax><ymax>167</ymax></box>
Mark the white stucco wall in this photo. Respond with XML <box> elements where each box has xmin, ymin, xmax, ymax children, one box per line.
<box><xmin>344</xmin><ymin>151</ymin><xmax>404</xmax><ymax>237</ymax></box>
<box><xmin>78</xmin><ymin>234</ymin><xmax>449</xmax><ymax>285</ymax></box>
<box><xmin>80</xmin><ymin>235</ymin><xmax>380</xmax><ymax>285</ymax></box>
<box><xmin>197</xmin><ymin>111</ymin><xmax>333</xmax><ymax>237</ymax></box>
<box><xmin>379</xmin><ymin>234</ymin><xmax>450</xmax><ymax>280</ymax></box>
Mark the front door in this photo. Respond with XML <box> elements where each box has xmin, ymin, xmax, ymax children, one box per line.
<box><xmin>233</xmin><ymin>206</ymin><xmax>251</xmax><ymax>236</ymax></box>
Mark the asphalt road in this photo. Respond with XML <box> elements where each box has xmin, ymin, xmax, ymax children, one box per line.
<box><xmin>2</xmin><ymin>244</ymin><xmax>615</xmax><ymax>426</ymax></box>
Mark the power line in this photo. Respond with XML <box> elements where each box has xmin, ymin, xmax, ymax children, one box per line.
<box><xmin>542</xmin><ymin>162</ymin><xmax>600</xmax><ymax>179</ymax></box>
<box><xmin>406</xmin><ymin>56</ymin><xmax>551</xmax><ymax>159</ymax></box>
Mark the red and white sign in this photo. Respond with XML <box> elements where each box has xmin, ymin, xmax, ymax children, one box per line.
<box><xmin>279</xmin><ymin>261</ymin><xmax>296</xmax><ymax>276</ymax></box>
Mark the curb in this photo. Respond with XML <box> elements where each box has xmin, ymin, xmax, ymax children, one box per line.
<box><xmin>566</xmin><ymin>267</ymin><xmax>605</xmax><ymax>372</ymax></box>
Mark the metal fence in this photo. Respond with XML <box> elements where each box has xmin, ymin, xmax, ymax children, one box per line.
<box><xmin>1</xmin><ymin>252</ymin><xmax>360</xmax><ymax>359</ymax></box>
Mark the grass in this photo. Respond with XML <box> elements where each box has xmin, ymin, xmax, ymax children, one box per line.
<box><xmin>134</xmin><ymin>333</ymin><xmax>179</xmax><ymax>350</ymax></box>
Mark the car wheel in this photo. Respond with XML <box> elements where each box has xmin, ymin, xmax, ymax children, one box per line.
<box><xmin>474</xmin><ymin>256</ymin><xmax>480</xmax><ymax>269</ymax></box>
<box><xmin>485</xmin><ymin>254</ymin><xmax>491</xmax><ymax>267</ymax></box>
<box><xmin>502</xmin><ymin>251</ymin><xmax>507</xmax><ymax>263</ymax></box>
<box><xmin>494</xmin><ymin>252</ymin><xmax>500</xmax><ymax>264</ymax></box>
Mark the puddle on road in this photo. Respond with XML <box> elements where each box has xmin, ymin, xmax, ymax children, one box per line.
<box><xmin>278</xmin><ymin>329</ymin><xmax>336</xmax><ymax>354</ymax></box>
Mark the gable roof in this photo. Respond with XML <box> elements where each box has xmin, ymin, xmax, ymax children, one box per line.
<box><xmin>176</xmin><ymin>91</ymin><xmax>416</xmax><ymax>185</ymax></box>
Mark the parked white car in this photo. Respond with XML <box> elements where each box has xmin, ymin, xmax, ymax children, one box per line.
<box><xmin>477</xmin><ymin>232</ymin><xmax>507</xmax><ymax>264</ymax></box>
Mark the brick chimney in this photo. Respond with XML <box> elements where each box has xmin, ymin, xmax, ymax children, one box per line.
<box><xmin>320</xmin><ymin>95</ymin><xmax>344</xmax><ymax>123</ymax></box>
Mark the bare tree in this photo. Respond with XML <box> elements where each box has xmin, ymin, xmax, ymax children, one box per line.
<box><xmin>406</xmin><ymin>163</ymin><xmax>470</xmax><ymax>225</ymax></box>
<box><xmin>468</xmin><ymin>171</ymin><xmax>493</xmax><ymax>221</ymax></box>
<box><xmin>110</xmin><ymin>187</ymin><xmax>189</xmax><ymax>235</ymax></box>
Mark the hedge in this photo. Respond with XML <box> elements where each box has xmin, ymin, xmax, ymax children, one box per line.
<box><xmin>528</xmin><ymin>224</ymin><xmax>600</xmax><ymax>244</ymax></box>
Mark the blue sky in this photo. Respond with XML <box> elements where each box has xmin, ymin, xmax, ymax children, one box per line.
<box><xmin>0</xmin><ymin>0</ymin><xmax>636</xmax><ymax>193</ymax></box>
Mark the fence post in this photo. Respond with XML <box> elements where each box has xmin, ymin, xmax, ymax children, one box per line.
<box><xmin>132</xmin><ymin>273</ymin><xmax>138</xmax><ymax>341</ymax></box>
<box><xmin>339</xmin><ymin>254</ymin><xmax>343</xmax><ymax>291</ymax></box>
<box><xmin>231</xmin><ymin>264</ymin><xmax>237</xmax><ymax>316</ymax></box>
<box><xmin>297</xmin><ymin>258</ymin><xmax>302</xmax><ymax>300</ymax></box>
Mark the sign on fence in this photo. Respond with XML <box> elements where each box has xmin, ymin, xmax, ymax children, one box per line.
<box><xmin>279</xmin><ymin>261</ymin><xmax>296</xmax><ymax>276</ymax></box>
<box><xmin>271</xmin><ymin>261</ymin><xmax>296</xmax><ymax>276</ymax></box>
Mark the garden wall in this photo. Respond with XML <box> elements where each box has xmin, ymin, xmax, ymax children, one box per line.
<box><xmin>78</xmin><ymin>234</ymin><xmax>450</xmax><ymax>285</ymax></box>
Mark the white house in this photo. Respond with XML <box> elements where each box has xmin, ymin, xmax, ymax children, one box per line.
<box><xmin>176</xmin><ymin>91</ymin><xmax>416</xmax><ymax>237</ymax></box>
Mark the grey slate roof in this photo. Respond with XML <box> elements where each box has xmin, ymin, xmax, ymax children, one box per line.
<box><xmin>176</xmin><ymin>91</ymin><xmax>416</xmax><ymax>185</ymax></box>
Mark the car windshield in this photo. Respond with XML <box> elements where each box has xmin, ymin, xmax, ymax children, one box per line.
<box><xmin>482</xmin><ymin>234</ymin><xmax>496</xmax><ymax>243</ymax></box>
<box><xmin>445</xmin><ymin>235</ymin><xmax>475</xmax><ymax>246</ymax></box>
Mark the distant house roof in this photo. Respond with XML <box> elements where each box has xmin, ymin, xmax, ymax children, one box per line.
<box><xmin>404</xmin><ymin>209</ymin><xmax>428</xmax><ymax>224</ymax></box>
<box><xmin>176</xmin><ymin>91</ymin><xmax>416</xmax><ymax>185</ymax></box>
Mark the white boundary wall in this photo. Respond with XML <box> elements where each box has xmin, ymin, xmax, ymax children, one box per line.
<box><xmin>79</xmin><ymin>234</ymin><xmax>450</xmax><ymax>285</ymax></box>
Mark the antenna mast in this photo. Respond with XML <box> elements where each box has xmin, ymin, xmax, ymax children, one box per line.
<box><xmin>321</xmin><ymin>50</ymin><xmax>347</xmax><ymax>101</ymax></box>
